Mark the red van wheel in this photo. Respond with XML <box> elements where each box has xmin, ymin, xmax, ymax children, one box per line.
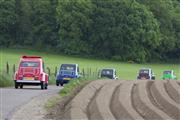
<box><xmin>15</xmin><ymin>81</ymin><xmax>19</xmax><ymax>89</ymax></box>
<box><xmin>44</xmin><ymin>83</ymin><xmax>48</xmax><ymax>89</ymax></box>
<box><xmin>41</xmin><ymin>82</ymin><xmax>45</xmax><ymax>90</ymax></box>
<box><xmin>20</xmin><ymin>84</ymin><xmax>23</xmax><ymax>89</ymax></box>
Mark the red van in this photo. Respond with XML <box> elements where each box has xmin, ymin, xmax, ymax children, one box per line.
<box><xmin>14</xmin><ymin>56</ymin><xmax>49</xmax><ymax>89</ymax></box>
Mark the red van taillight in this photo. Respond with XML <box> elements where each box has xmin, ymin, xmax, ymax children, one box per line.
<box><xmin>17</xmin><ymin>74</ymin><xmax>23</xmax><ymax>80</ymax></box>
<box><xmin>35</xmin><ymin>74</ymin><xmax>43</xmax><ymax>80</ymax></box>
<box><xmin>34</xmin><ymin>76</ymin><xmax>39</xmax><ymax>80</ymax></box>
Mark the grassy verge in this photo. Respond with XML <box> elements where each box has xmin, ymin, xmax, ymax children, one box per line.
<box><xmin>45</xmin><ymin>95</ymin><xmax>62</xmax><ymax>109</ymax></box>
<box><xmin>48</xmin><ymin>75</ymin><xmax>56</xmax><ymax>85</ymax></box>
<box><xmin>0</xmin><ymin>73</ymin><xmax>14</xmax><ymax>87</ymax></box>
<box><xmin>59</xmin><ymin>77</ymin><xmax>96</xmax><ymax>97</ymax></box>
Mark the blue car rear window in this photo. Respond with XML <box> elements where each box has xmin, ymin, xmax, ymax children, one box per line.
<box><xmin>60</xmin><ymin>64</ymin><xmax>76</xmax><ymax>71</ymax></box>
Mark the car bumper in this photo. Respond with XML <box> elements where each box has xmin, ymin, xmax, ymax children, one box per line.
<box><xmin>57</xmin><ymin>79</ymin><xmax>71</xmax><ymax>84</ymax></box>
<box><xmin>16</xmin><ymin>80</ymin><xmax>41</xmax><ymax>84</ymax></box>
<box><xmin>57</xmin><ymin>77</ymin><xmax>74</xmax><ymax>81</ymax></box>
<box><xmin>63</xmin><ymin>80</ymin><xmax>70</xmax><ymax>83</ymax></box>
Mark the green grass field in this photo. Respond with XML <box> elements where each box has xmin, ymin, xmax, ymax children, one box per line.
<box><xmin>0</xmin><ymin>48</ymin><xmax>179</xmax><ymax>82</ymax></box>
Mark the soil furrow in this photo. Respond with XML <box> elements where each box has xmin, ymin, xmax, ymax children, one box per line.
<box><xmin>86</xmin><ymin>82</ymin><xmax>108</xmax><ymax>120</ymax></box>
<box><xmin>164</xmin><ymin>80</ymin><xmax>180</xmax><ymax>104</ymax></box>
<box><xmin>111</xmin><ymin>81</ymin><xmax>144</xmax><ymax>120</ymax></box>
<box><xmin>178</xmin><ymin>82</ymin><xmax>180</xmax><ymax>87</ymax></box>
<box><xmin>151</xmin><ymin>80</ymin><xmax>180</xmax><ymax>120</ymax></box>
<box><xmin>88</xmin><ymin>81</ymin><xmax>122</xmax><ymax>120</ymax></box>
<box><xmin>56</xmin><ymin>80</ymin><xmax>180</xmax><ymax>120</ymax></box>
<box><xmin>132</xmin><ymin>81</ymin><xmax>172</xmax><ymax>120</ymax></box>
<box><xmin>63</xmin><ymin>80</ymin><xmax>111</xmax><ymax>120</ymax></box>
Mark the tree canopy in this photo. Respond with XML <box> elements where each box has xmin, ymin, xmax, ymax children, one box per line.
<box><xmin>0</xmin><ymin>0</ymin><xmax>179</xmax><ymax>62</ymax></box>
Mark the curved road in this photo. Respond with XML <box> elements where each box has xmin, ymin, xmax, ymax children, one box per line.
<box><xmin>0</xmin><ymin>85</ymin><xmax>60</xmax><ymax>120</ymax></box>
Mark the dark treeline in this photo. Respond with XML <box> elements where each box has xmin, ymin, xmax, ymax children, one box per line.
<box><xmin>0</xmin><ymin>0</ymin><xmax>179</xmax><ymax>62</ymax></box>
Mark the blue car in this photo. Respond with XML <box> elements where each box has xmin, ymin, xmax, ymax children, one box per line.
<box><xmin>56</xmin><ymin>64</ymin><xmax>80</xmax><ymax>86</ymax></box>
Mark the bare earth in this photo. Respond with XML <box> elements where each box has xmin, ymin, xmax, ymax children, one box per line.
<box><xmin>48</xmin><ymin>80</ymin><xmax>180</xmax><ymax>120</ymax></box>
<box><xmin>1</xmin><ymin>80</ymin><xmax>180</xmax><ymax>120</ymax></box>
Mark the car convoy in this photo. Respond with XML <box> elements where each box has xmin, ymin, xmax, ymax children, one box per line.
<box><xmin>13</xmin><ymin>56</ymin><xmax>178</xmax><ymax>89</ymax></box>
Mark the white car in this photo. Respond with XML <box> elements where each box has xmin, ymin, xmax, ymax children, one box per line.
<box><xmin>100</xmin><ymin>68</ymin><xmax>118</xmax><ymax>80</ymax></box>
<box><xmin>137</xmin><ymin>68</ymin><xmax>155</xmax><ymax>80</ymax></box>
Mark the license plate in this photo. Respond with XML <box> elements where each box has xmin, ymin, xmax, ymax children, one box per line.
<box><xmin>63</xmin><ymin>78</ymin><xmax>71</xmax><ymax>80</ymax></box>
<box><xmin>24</xmin><ymin>77</ymin><xmax>34</xmax><ymax>80</ymax></box>
<box><xmin>141</xmin><ymin>77</ymin><xmax>146</xmax><ymax>80</ymax></box>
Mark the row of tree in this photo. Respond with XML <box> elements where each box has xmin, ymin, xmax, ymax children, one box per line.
<box><xmin>0</xmin><ymin>0</ymin><xmax>179</xmax><ymax>62</ymax></box>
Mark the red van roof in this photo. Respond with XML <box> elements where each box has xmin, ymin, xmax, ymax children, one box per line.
<box><xmin>22</xmin><ymin>56</ymin><xmax>42</xmax><ymax>59</ymax></box>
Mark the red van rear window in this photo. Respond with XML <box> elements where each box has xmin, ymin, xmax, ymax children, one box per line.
<box><xmin>21</xmin><ymin>61</ymin><xmax>39</xmax><ymax>67</ymax></box>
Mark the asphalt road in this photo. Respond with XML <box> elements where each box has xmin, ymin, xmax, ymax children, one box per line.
<box><xmin>0</xmin><ymin>85</ymin><xmax>60</xmax><ymax>120</ymax></box>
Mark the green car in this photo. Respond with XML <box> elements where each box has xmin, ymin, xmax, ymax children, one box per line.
<box><xmin>162</xmin><ymin>70</ymin><xmax>177</xmax><ymax>80</ymax></box>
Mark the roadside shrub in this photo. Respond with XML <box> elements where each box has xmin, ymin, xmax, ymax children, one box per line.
<box><xmin>48</xmin><ymin>75</ymin><xmax>56</xmax><ymax>85</ymax></box>
<box><xmin>0</xmin><ymin>73</ymin><xmax>13</xmax><ymax>87</ymax></box>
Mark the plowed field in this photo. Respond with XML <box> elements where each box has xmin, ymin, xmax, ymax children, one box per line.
<box><xmin>62</xmin><ymin>80</ymin><xmax>180</xmax><ymax>120</ymax></box>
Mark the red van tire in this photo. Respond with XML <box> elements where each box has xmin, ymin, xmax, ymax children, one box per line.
<box><xmin>20</xmin><ymin>84</ymin><xmax>23</xmax><ymax>89</ymax></box>
<box><xmin>44</xmin><ymin>83</ymin><xmax>48</xmax><ymax>89</ymax></box>
<box><xmin>41</xmin><ymin>82</ymin><xmax>45</xmax><ymax>90</ymax></box>
<box><xmin>15</xmin><ymin>81</ymin><xmax>18</xmax><ymax>89</ymax></box>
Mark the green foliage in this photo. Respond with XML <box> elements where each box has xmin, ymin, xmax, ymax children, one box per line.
<box><xmin>14</xmin><ymin>0</ymin><xmax>33</xmax><ymax>45</ymax></box>
<box><xmin>137</xmin><ymin>0</ymin><xmax>180</xmax><ymax>59</ymax></box>
<box><xmin>56</xmin><ymin>0</ymin><xmax>93</xmax><ymax>55</ymax></box>
<box><xmin>56</xmin><ymin>0</ymin><xmax>162</xmax><ymax>62</ymax></box>
<box><xmin>49</xmin><ymin>74</ymin><xmax>56</xmax><ymax>85</ymax></box>
<box><xmin>30</xmin><ymin>0</ymin><xmax>58</xmax><ymax>49</ymax></box>
<box><xmin>0</xmin><ymin>73</ymin><xmax>13</xmax><ymax>87</ymax></box>
<box><xmin>89</xmin><ymin>0</ymin><xmax>161</xmax><ymax>62</ymax></box>
<box><xmin>0</xmin><ymin>0</ymin><xmax>17</xmax><ymax>47</ymax></box>
<box><xmin>0</xmin><ymin>0</ymin><xmax>179</xmax><ymax>62</ymax></box>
